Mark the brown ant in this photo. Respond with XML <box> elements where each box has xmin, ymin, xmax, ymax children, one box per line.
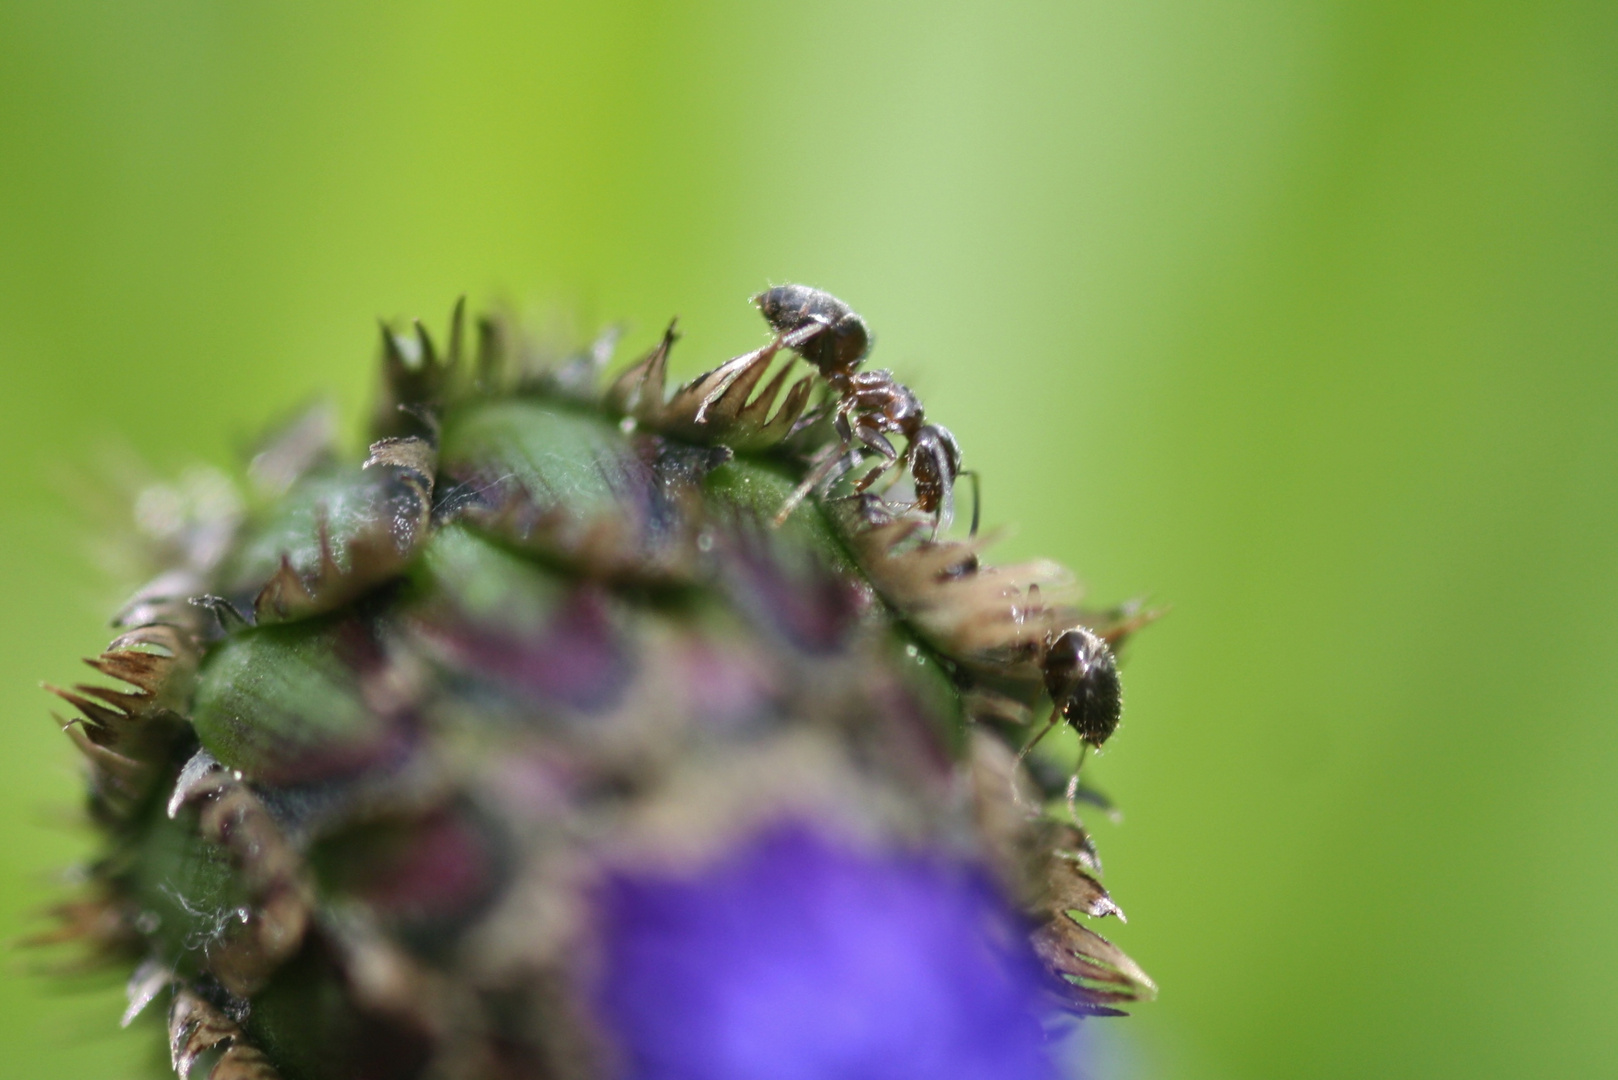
<box><xmin>754</xmin><ymin>285</ymin><xmax>977</xmax><ymax>535</ymax></box>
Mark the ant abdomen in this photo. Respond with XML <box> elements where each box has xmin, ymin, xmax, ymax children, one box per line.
<box><xmin>755</xmin><ymin>284</ymin><xmax>872</xmax><ymax>374</ymax></box>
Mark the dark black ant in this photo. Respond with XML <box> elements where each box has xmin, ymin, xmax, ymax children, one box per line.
<box><xmin>754</xmin><ymin>285</ymin><xmax>977</xmax><ymax>535</ymax></box>
<box><xmin>1014</xmin><ymin>625</ymin><xmax>1122</xmax><ymax>819</ymax></box>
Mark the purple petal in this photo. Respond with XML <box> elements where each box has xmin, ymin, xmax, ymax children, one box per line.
<box><xmin>594</xmin><ymin>825</ymin><xmax>1058</xmax><ymax>1080</ymax></box>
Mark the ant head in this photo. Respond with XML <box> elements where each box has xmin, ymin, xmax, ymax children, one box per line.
<box><xmin>1043</xmin><ymin>628</ymin><xmax>1122</xmax><ymax>748</ymax></box>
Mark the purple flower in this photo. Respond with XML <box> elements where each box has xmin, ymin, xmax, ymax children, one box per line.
<box><xmin>594</xmin><ymin>824</ymin><xmax>1060</xmax><ymax>1080</ymax></box>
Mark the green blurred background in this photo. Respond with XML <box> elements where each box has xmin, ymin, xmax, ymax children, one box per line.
<box><xmin>3</xmin><ymin>1</ymin><xmax>1614</xmax><ymax>1077</ymax></box>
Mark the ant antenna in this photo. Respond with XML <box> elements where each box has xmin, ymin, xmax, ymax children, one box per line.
<box><xmin>962</xmin><ymin>469</ymin><xmax>981</xmax><ymax>537</ymax></box>
<box><xmin>1064</xmin><ymin>743</ymin><xmax>1092</xmax><ymax>825</ymax></box>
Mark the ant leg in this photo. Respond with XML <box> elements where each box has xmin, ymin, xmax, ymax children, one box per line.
<box><xmin>789</xmin><ymin>400</ymin><xmax>830</xmax><ymax>435</ymax></box>
<box><xmin>785</xmin><ymin>383</ymin><xmax>845</xmax><ymax>439</ymax></box>
<box><xmin>852</xmin><ymin>447</ymin><xmax>899</xmax><ymax>494</ymax></box>
<box><xmin>854</xmin><ymin>462</ymin><xmax>893</xmax><ymax>493</ymax></box>
<box><xmin>850</xmin><ymin>415</ymin><xmax>897</xmax><ymax>463</ymax></box>
<box><xmin>779</xmin><ymin>320</ymin><xmax>833</xmax><ymax>354</ymax></box>
<box><xmin>1064</xmin><ymin>743</ymin><xmax>1092</xmax><ymax>826</ymax></box>
<box><xmin>1009</xmin><ymin>707</ymin><xmax>1061</xmax><ymax>811</ymax></box>
<box><xmin>850</xmin><ymin>423</ymin><xmax>900</xmax><ymax>496</ymax></box>
<box><xmin>834</xmin><ymin>404</ymin><xmax>867</xmax><ymax>449</ymax></box>
<box><xmin>773</xmin><ymin>445</ymin><xmax>859</xmax><ymax>527</ymax></box>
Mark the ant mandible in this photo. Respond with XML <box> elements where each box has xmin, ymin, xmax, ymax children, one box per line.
<box><xmin>755</xmin><ymin>285</ymin><xmax>978</xmax><ymax>536</ymax></box>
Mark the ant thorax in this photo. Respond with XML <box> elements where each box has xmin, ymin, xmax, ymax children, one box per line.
<box><xmin>840</xmin><ymin>373</ymin><xmax>924</xmax><ymax>431</ymax></box>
